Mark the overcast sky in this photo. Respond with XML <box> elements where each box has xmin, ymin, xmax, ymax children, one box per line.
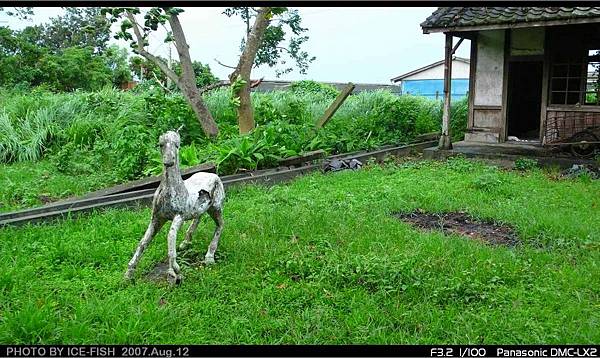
<box><xmin>2</xmin><ymin>7</ymin><xmax>471</xmax><ymax>83</ymax></box>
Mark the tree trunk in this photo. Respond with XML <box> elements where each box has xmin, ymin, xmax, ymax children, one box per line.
<box><xmin>229</xmin><ymin>7</ymin><xmax>271</xmax><ymax>134</ymax></box>
<box><xmin>183</xmin><ymin>84</ymin><xmax>219</xmax><ymax>137</ymax></box>
<box><xmin>168</xmin><ymin>14</ymin><xmax>219</xmax><ymax>138</ymax></box>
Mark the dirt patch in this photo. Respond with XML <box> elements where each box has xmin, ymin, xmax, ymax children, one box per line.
<box><xmin>145</xmin><ymin>261</ymin><xmax>172</xmax><ymax>282</ymax></box>
<box><xmin>394</xmin><ymin>210</ymin><xmax>519</xmax><ymax>247</ymax></box>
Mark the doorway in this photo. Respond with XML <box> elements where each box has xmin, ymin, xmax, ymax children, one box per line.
<box><xmin>506</xmin><ymin>61</ymin><xmax>543</xmax><ymax>141</ymax></box>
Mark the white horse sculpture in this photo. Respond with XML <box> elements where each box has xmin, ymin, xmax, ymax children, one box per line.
<box><xmin>124</xmin><ymin>130</ymin><xmax>225</xmax><ymax>284</ymax></box>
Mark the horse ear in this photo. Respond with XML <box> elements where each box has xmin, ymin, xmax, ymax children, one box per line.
<box><xmin>198</xmin><ymin>189</ymin><xmax>211</xmax><ymax>203</ymax></box>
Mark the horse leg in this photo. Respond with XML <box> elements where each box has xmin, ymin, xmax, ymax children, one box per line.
<box><xmin>125</xmin><ymin>215</ymin><xmax>164</xmax><ymax>280</ymax></box>
<box><xmin>179</xmin><ymin>215</ymin><xmax>201</xmax><ymax>250</ymax></box>
<box><xmin>204</xmin><ymin>207</ymin><xmax>224</xmax><ymax>265</ymax></box>
<box><xmin>167</xmin><ymin>215</ymin><xmax>184</xmax><ymax>284</ymax></box>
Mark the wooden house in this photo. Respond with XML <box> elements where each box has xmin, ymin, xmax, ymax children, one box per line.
<box><xmin>421</xmin><ymin>7</ymin><xmax>600</xmax><ymax>150</ymax></box>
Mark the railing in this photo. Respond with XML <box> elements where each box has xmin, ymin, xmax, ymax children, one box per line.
<box><xmin>545</xmin><ymin>108</ymin><xmax>600</xmax><ymax>144</ymax></box>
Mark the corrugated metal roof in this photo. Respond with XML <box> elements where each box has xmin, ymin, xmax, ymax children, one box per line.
<box><xmin>252</xmin><ymin>80</ymin><xmax>401</xmax><ymax>94</ymax></box>
<box><xmin>422</xmin><ymin>7</ymin><xmax>600</xmax><ymax>33</ymax></box>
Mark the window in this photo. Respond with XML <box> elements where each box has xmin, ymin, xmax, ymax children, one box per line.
<box><xmin>550</xmin><ymin>57</ymin><xmax>584</xmax><ymax>105</ymax></box>
<box><xmin>585</xmin><ymin>49</ymin><xmax>600</xmax><ymax>105</ymax></box>
<box><xmin>548</xmin><ymin>21</ymin><xmax>600</xmax><ymax>107</ymax></box>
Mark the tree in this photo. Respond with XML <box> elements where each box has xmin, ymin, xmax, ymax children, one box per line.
<box><xmin>173</xmin><ymin>60</ymin><xmax>219</xmax><ymax>89</ymax></box>
<box><xmin>224</xmin><ymin>7</ymin><xmax>315</xmax><ymax>77</ymax></box>
<box><xmin>106</xmin><ymin>7</ymin><xmax>313</xmax><ymax>136</ymax></box>
<box><xmin>227</xmin><ymin>7</ymin><xmax>272</xmax><ymax>134</ymax></box>
<box><xmin>105</xmin><ymin>7</ymin><xmax>220</xmax><ymax>138</ymax></box>
<box><xmin>104</xmin><ymin>44</ymin><xmax>132</xmax><ymax>87</ymax></box>
<box><xmin>41</xmin><ymin>47</ymin><xmax>113</xmax><ymax>91</ymax></box>
<box><xmin>33</xmin><ymin>7</ymin><xmax>112</xmax><ymax>54</ymax></box>
<box><xmin>223</xmin><ymin>7</ymin><xmax>315</xmax><ymax>133</ymax></box>
<box><xmin>0</xmin><ymin>25</ymin><xmax>128</xmax><ymax>91</ymax></box>
<box><xmin>0</xmin><ymin>7</ymin><xmax>33</xmax><ymax>20</ymax></box>
<box><xmin>1</xmin><ymin>7</ymin><xmax>131</xmax><ymax>91</ymax></box>
<box><xmin>0</xmin><ymin>26</ymin><xmax>46</xmax><ymax>87</ymax></box>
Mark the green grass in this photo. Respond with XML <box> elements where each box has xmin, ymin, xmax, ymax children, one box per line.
<box><xmin>0</xmin><ymin>157</ymin><xmax>598</xmax><ymax>344</ymax></box>
<box><xmin>0</xmin><ymin>160</ymin><xmax>118</xmax><ymax>212</ymax></box>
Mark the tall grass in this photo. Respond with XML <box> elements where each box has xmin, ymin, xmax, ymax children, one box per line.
<box><xmin>0</xmin><ymin>85</ymin><xmax>467</xmax><ymax>178</ymax></box>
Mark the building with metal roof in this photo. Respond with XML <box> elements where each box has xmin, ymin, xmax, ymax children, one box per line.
<box><xmin>390</xmin><ymin>56</ymin><xmax>470</xmax><ymax>100</ymax></box>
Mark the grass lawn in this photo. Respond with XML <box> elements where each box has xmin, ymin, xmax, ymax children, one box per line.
<box><xmin>0</xmin><ymin>160</ymin><xmax>119</xmax><ymax>213</ymax></box>
<box><xmin>0</xmin><ymin>157</ymin><xmax>598</xmax><ymax>344</ymax></box>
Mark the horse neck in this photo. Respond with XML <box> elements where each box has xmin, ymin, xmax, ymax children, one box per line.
<box><xmin>163</xmin><ymin>162</ymin><xmax>185</xmax><ymax>191</ymax></box>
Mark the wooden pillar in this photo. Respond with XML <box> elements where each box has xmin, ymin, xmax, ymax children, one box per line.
<box><xmin>439</xmin><ymin>33</ymin><xmax>453</xmax><ymax>149</ymax></box>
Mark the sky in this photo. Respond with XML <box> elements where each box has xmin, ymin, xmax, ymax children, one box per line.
<box><xmin>2</xmin><ymin>7</ymin><xmax>471</xmax><ymax>84</ymax></box>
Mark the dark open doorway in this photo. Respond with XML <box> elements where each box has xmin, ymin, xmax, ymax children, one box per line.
<box><xmin>506</xmin><ymin>61</ymin><xmax>543</xmax><ymax>141</ymax></box>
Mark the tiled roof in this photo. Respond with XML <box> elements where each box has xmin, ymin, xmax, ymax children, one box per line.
<box><xmin>421</xmin><ymin>7</ymin><xmax>600</xmax><ymax>32</ymax></box>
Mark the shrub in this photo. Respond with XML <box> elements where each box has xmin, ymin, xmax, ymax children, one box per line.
<box><xmin>514</xmin><ymin>158</ymin><xmax>538</xmax><ymax>171</ymax></box>
<box><xmin>472</xmin><ymin>171</ymin><xmax>504</xmax><ymax>192</ymax></box>
<box><xmin>289</xmin><ymin>80</ymin><xmax>339</xmax><ymax>100</ymax></box>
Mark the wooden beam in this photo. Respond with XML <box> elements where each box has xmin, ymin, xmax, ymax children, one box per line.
<box><xmin>500</xmin><ymin>29</ymin><xmax>510</xmax><ymax>142</ymax></box>
<box><xmin>467</xmin><ymin>33</ymin><xmax>478</xmax><ymax>130</ymax></box>
<box><xmin>315</xmin><ymin>83</ymin><xmax>355</xmax><ymax>129</ymax></box>
<box><xmin>439</xmin><ymin>33</ymin><xmax>453</xmax><ymax>149</ymax></box>
<box><xmin>451</xmin><ymin>38</ymin><xmax>464</xmax><ymax>55</ymax></box>
<box><xmin>540</xmin><ymin>29</ymin><xmax>550</xmax><ymax>144</ymax></box>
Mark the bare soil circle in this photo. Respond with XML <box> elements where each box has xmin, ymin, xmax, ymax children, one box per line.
<box><xmin>394</xmin><ymin>210</ymin><xmax>519</xmax><ymax>247</ymax></box>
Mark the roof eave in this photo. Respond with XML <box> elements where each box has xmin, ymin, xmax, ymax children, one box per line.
<box><xmin>390</xmin><ymin>56</ymin><xmax>469</xmax><ymax>83</ymax></box>
<box><xmin>422</xmin><ymin>16</ymin><xmax>600</xmax><ymax>34</ymax></box>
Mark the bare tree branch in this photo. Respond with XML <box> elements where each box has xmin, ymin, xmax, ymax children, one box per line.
<box><xmin>250</xmin><ymin>77</ymin><xmax>264</xmax><ymax>88</ymax></box>
<box><xmin>276</xmin><ymin>46</ymin><xmax>292</xmax><ymax>54</ymax></box>
<box><xmin>198</xmin><ymin>80</ymin><xmax>230</xmax><ymax>94</ymax></box>
<box><xmin>214</xmin><ymin>58</ymin><xmax>237</xmax><ymax>69</ymax></box>
<box><xmin>152</xmin><ymin>71</ymin><xmax>172</xmax><ymax>93</ymax></box>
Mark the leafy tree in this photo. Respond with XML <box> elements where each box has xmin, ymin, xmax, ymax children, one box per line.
<box><xmin>104</xmin><ymin>44</ymin><xmax>132</xmax><ymax>87</ymax></box>
<box><xmin>130</xmin><ymin>55</ymin><xmax>218</xmax><ymax>90</ymax></box>
<box><xmin>0</xmin><ymin>26</ymin><xmax>128</xmax><ymax>91</ymax></box>
<box><xmin>224</xmin><ymin>7</ymin><xmax>315</xmax><ymax>77</ymax></box>
<box><xmin>0</xmin><ymin>26</ymin><xmax>47</xmax><ymax>87</ymax></box>
<box><xmin>0</xmin><ymin>7</ymin><xmax>33</xmax><ymax>20</ymax></box>
<box><xmin>40</xmin><ymin>47</ymin><xmax>113</xmax><ymax>91</ymax></box>
<box><xmin>223</xmin><ymin>7</ymin><xmax>315</xmax><ymax>133</ymax></box>
<box><xmin>32</xmin><ymin>7</ymin><xmax>111</xmax><ymax>54</ymax></box>
<box><xmin>105</xmin><ymin>7</ymin><xmax>220</xmax><ymax>138</ymax></box>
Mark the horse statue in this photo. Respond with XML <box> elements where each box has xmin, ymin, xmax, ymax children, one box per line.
<box><xmin>124</xmin><ymin>129</ymin><xmax>225</xmax><ymax>284</ymax></box>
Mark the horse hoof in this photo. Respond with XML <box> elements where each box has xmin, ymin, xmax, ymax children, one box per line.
<box><xmin>167</xmin><ymin>271</ymin><xmax>182</xmax><ymax>285</ymax></box>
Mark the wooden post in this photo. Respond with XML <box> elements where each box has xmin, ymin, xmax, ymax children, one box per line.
<box><xmin>315</xmin><ymin>83</ymin><xmax>355</xmax><ymax>129</ymax></box>
<box><xmin>439</xmin><ymin>33</ymin><xmax>453</xmax><ymax>149</ymax></box>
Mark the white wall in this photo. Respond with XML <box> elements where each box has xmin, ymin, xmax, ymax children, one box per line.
<box><xmin>402</xmin><ymin>59</ymin><xmax>471</xmax><ymax>80</ymax></box>
<box><xmin>474</xmin><ymin>30</ymin><xmax>505</xmax><ymax>106</ymax></box>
